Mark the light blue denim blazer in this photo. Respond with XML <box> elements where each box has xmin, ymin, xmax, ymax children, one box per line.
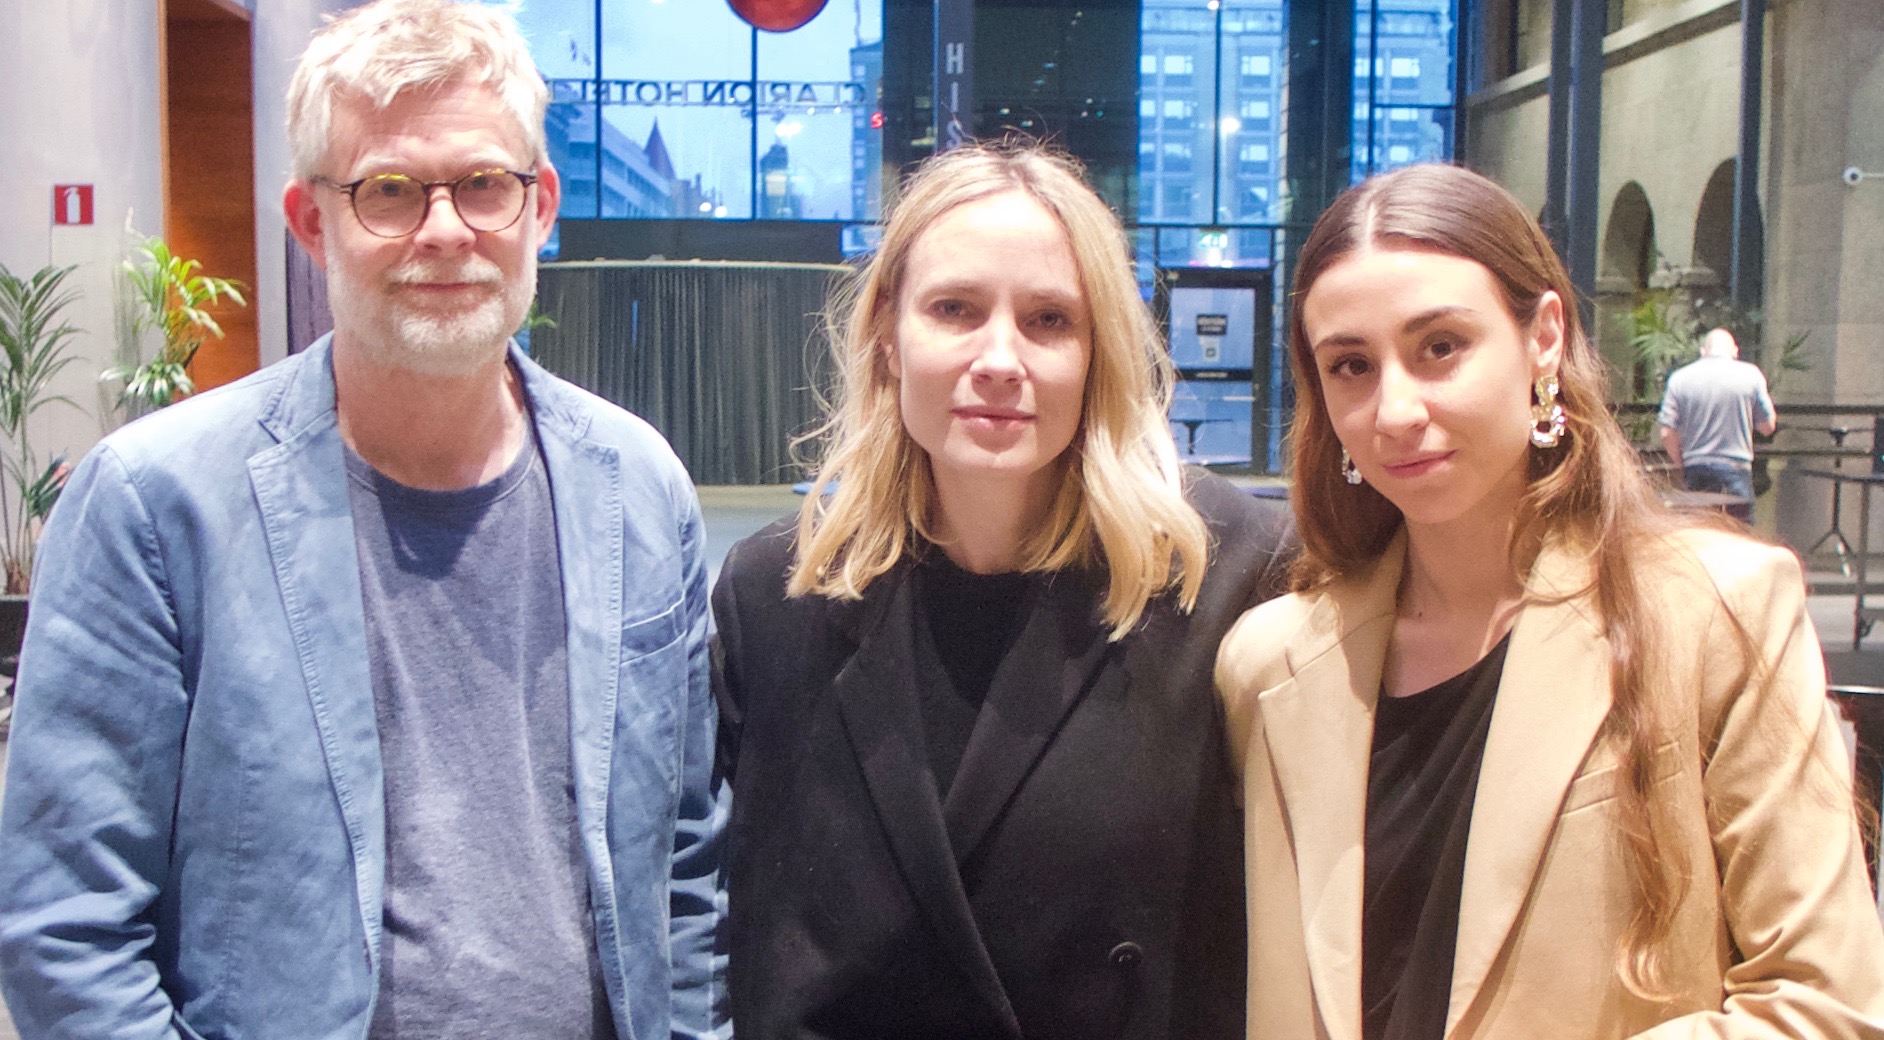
<box><xmin>0</xmin><ymin>337</ymin><xmax>725</xmax><ymax>1040</ymax></box>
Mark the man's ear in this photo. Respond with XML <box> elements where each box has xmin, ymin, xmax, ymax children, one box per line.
<box><xmin>531</xmin><ymin>161</ymin><xmax>561</xmax><ymax>250</ymax></box>
<box><xmin>283</xmin><ymin>179</ymin><xmax>329</xmax><ymax>271</ymax></box>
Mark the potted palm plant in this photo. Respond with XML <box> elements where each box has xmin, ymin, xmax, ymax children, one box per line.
<box><xmin>0</xmin><ymin>263</ymin><xmax>82</xmax><ymax>594</ymax></box>
<box><xmin>106</xmin><ymin>235</ymin><xmax>246</xmax><ymax>414</ymax></box>
<box><xmin>0</xmin><ymin>262</ymin><xmax>84</xmax><ymax>734</ymax></box>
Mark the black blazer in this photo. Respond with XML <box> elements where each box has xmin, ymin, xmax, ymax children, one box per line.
<box><xmin>712</xmin><ymin>472</ymin><xmax>1294</xmax><ymax>1040</ymax></box>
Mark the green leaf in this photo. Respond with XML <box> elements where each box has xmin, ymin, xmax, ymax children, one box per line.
<box><xmin>116</xmin><ymin>233</ymin><xmax>248</xmax><ymax>413</ymax></box>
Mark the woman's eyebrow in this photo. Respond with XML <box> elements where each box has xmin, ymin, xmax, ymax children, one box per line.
<box><xmin>1401</xmin><ymin>305</ymin><xmax>1478</xmax><ymax>334</ymax></box>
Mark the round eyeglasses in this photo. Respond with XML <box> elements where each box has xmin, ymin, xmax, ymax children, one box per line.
<box><xmin>313</xmin><ymin>168</ymin><xmax>539</xmax><ymax>238</ymax></box>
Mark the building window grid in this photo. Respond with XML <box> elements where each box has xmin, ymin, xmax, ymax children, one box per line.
<box><xmin>1135</xmin><ymin>0</ymin><xmax>1457</xmax><ymax>471</ymax></box>
<box><xmin>1352</xmin><ymin>0</ymin><xmax>1458</xmax><ymax>181</ymax></box>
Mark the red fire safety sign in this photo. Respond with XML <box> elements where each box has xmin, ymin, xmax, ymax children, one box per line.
<box><xmin>53</xmin><ymin>185</ymin><xmax>94</xmax><ymax>226</ymax></box>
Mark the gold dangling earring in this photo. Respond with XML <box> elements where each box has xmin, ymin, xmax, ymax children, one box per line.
<box><xmin>1340</xmin><ymin>448</ymin><xmax>1363</xmax><ymax>485</ymax></box>
<box><xmin>1530</xmin><ymin>374</ymin><xmax>1567</xmax><ymax>449</ymax></box>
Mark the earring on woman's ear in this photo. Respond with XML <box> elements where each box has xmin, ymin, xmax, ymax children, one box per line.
<box><xmin>1340</xmin><ymin>448</ymin><xmax>1364</xmax><ymax>485</ymax></box>
<box><xmin>1530</xmin><ymin>374</ymin><xmax>1567</xmax><ymax>449</ymax></box>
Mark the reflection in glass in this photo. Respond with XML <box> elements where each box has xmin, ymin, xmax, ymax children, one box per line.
<box><xmin>1351</xmin><ymin>0</ymin><xmax>1457</xmax><ymax>178</ymax></box>
<box><xmin>514</xmin><ymin>0</ymin><xmax>881</xmax><ymax>223</ymax></box>
<box><xmin>1367</xmin><ymin>106</ymin><xmax>1454</xmax><ymax>172</ymax></box>
<box><xmin>1169</xmin><ymin>380</ymin><xmax>1255</xmax><ymax>465</ymax></box>
<box><xmin>758</xmin><ymin>0</ymin><xmax>884</xmax><ymax>222</ymax></box>
<box><xmin>600</xmin><ymin>107</ymin><xmax>752</xmax><ymax>218</ymax></box>
<box><xmin>546</xmin><ymin>102</ymin><xmax>600</xmax><ymax>219</ymax></box>
<box><xmin>1138</xmin><ymin>0</ymin><xmax>1284</xmax><ymax>229</ymax></box>
<box><xmin>1216</xmin><ymin>2</ymin><xmax>1285</xmax><ymax>225</ymax></box>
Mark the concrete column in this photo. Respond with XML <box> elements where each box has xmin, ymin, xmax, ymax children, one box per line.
<box><xmin>1765</xmin><ymin>0</ymin><xmax>1884</xmax><ymax>403</ymax></box>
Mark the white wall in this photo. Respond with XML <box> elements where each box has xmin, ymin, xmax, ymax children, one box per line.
<box><xmin>0</xmin><ymin>0</ymin><xmax>166</xmax><ymax>464</ymax></box>
<box><xmin>0</xmin><ymin>0</ymin><xmax>353</xmax><ymax>471</ymax></box>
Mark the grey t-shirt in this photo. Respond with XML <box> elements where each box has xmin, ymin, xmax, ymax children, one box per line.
<box><xmin>346</xmin><ymin>431</ymin><xmax>613</xmax><ymax>1040</ymax></box>
<box><xmin>1658</xmin><ymin>355</ymin><xmax>1776</xmax><ymax>466</ymax></box>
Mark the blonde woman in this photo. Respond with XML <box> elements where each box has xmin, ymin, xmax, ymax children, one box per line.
<box><xmin>1217</xmin><ymin>163</ymin><xmax>1884</xmax><ymax>1040</ymax></box>
<box><xmin>713</xmin><ymin>142</ymin><xmax>1293</xmax><ymax>1040</ymax></box>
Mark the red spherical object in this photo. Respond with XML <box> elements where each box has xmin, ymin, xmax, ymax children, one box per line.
<box><xmin>726</xmin><ymin>0</ymin><xmax>829</xmax><ymax>32</ymax></box>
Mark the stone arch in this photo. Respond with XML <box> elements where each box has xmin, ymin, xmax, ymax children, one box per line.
<box><xmin>1596</xmin><ymin>182</ymin><xmax>1657</xmax><ymax>396</ymax></box>
<box><xmin>1601</xmin><ymin>181</ymin><xmax>1656</xmax><ymax>291</ymax></box>
<box><xmin>1692</xmin><ymin>158</ymin><xmax>1762</xmax><ymax>308</ymax></box>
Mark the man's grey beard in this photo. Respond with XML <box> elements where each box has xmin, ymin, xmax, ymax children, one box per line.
<box><xmin>324</xmin><ymin>245</ymin><xmax>535</xmax><ymax>377</ymax></box>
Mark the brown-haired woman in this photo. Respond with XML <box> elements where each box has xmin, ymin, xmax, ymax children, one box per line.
<box><xmin>1216</xmin><ymin>162</ymin><xmax>1884</xmax><ymax>1040</ymax></box>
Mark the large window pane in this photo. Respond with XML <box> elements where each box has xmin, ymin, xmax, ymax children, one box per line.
<box><xmin>1352</xmin><ymin>0</ymin><xmax>1457</xmax><ymax>178</ymax></box>
<box><xmin>511</xmin><ymin>0</ymin><xmax>881</xmax><ymax>223</ymax></box>
<box><xmin>597</xmin><ymin>0</ymin><xmax>752</xmax><ymax>219</ymax></box>
<box><xmin>1139</xmin><ymin>0</ymin><xmax>1214</xmax><ymax>225</ymax></box>
<box><xmin>1140</xmin><ymin>0</ymin><xmax>1286</xmax><ymax>227</ymax></box>
<box><xmin>546</xmin><ymin>95</ymin><xmax>600</xmax><ymax>219</ymax></box>
<box><xmin>1216</xmin><ymin>3</ymin><xmax>1285</xmax><ymax>225</ymax></box>
<box><xmin>512</xmin><ymin>0</ymin><xmax>598</xmax><ymax>219</ymax></box>
<box><xmin>757</xmin><ymin>0</ymin><xmax>884</xmax><ymax>222</ymax></box>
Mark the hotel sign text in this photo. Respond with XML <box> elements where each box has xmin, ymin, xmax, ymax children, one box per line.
<box><xmin>549</xmin><ymin>78</ymin><xmax>868</xmax><ymax>110</ymax></box>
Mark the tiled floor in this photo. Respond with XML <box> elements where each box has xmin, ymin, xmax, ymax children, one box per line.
<box><xmin>699</xmin><ymin>484</ymin><xmax>800</xmax><ymax>586</ymax></box>
<box><xmin>0</xmin><ymin>487</ymin><xmax>1875</xmax><ymax>1036</ymax></box>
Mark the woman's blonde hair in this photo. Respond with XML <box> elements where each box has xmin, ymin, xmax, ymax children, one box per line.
<box><xmin>788</xmin><ymin>141</ymin><xmax>1209</xmax><ymax>638</ymax></box>
<box><xmin>1287</xmin><ymin>163</ymin><xmax>1706</xmax><ymax>998</ymax></box>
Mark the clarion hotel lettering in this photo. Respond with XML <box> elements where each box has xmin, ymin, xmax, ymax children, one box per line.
<box><xmin>549</xmin><ymin>78</ymin><xmax>869</xmax><ymax>109</ymax></box>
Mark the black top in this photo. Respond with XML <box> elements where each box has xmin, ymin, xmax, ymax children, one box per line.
<box><xmin>911</xmin><ymin>552</ymin><xmax>1041</xmax><ymax>791</ymax></box>
<box><xmin>1362</xmin><ymin>634</ymin><xmax>1509</xmax><ymax>1040</ymax></box>
<box><xmin>712</xmin><ymin>470</ymin><xmax>1297</xmax><ymax>1040</ymax></box>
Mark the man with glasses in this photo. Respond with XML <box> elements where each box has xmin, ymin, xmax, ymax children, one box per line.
<box><xmin>0</xmin><ymin>2</ymin><xmax>724</xmax><ymax>1038</ymax></box>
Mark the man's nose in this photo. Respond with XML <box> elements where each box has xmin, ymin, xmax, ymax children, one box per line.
<box><xmin>412</xmin><ymin>185</ymin><xmax>476</xmax><ymax>248</ymax></box>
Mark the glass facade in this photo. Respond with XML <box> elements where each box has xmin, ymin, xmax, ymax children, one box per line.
<box><xmin>1351</xmin><ymin>0</ymin><xmax>1457</xmax><ymax>179</ymax></box>
<box><xmin>508</xmin><ymin>0</ymin><xmax>885</xmax><ymax>225</ymax></box>
<box><xmin>502</xmin><ymin>0</ymin><xmax>1456</xmax><ymax>471</ymax></box>
<box><xmin>1136</xmin><ymin>0</ymin><xmax>1456</xmax><ymax>469</ymax></box>
<box><xmin>1137</xmin><ymin>0</ymin><xmax>1286</xmax><ymax>255</ymax></box>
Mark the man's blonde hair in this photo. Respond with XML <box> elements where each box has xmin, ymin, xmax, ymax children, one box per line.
<box><xmin>789</xmin><ymin>142</ymin><xmax>1209</xmax><ymax>639</ymax></box>
<box><xmin>285</xmin><ymin>0</ymin><xmax>548</xmax><ymax>178</ymax></box>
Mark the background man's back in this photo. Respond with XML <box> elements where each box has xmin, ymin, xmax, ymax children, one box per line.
<box><xmin>1657</xmin><ymin>329</ymin><xmax>1776</xmax><ymax>523</ymax></box>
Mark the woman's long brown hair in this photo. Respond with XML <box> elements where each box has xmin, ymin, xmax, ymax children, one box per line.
<box><xmin>1286</xmin><ymin>163</ymin><xmax>1698</xmax><ymax>997</ymax></box>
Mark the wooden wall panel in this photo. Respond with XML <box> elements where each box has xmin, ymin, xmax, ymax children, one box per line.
<box><xmin>163</xmin><ymin>0</ymin><xmax>258</xmax><ymax>391</ymax></box>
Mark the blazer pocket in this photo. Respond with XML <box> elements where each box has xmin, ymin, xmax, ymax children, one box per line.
<box><xmin>622</xmin><ymin>596</ymin><xmax>687</xmax><ymax>660</ymax></box>
<box><xmin>1559</xmin><ymin>739</ymin><xmax>1686</xmax><ymax>817</ymax></box>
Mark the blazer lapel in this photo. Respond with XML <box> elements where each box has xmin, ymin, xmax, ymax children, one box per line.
<box><xmin>832</xmin><ymin>571</ymin><xmax>1021</xmax><ymax>1036</ymax></box>
<box><xmin>942</xmin><ymin>566</ymin><xmax>1112</xmax><ymax>866</ymax></box>
<box><xmin>247</xmin><ymin>340</ymin><xmax>385</xmax><ymax>964</ymax></box>
<box><xmin>1446</xmin><ymin>544</ymin><xmax>1612</xmax><ymax>1038</ymax></box>
<box><xmin>1259</xmin><ymin>543</ymin><xmax>1403</xmax><ymax>1040</ymax></box>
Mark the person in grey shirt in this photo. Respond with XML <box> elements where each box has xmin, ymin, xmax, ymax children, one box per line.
<box><xmin>0</xmin><ymin>2</ymin><xmax>724</xmax><ymax>1038</ymax></box>
<box><xmin>1658</xmin><ymin>327</ymin><xmax>1777</xmax><ymax>523</ymax></box>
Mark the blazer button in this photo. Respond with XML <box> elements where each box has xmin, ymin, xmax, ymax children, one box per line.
<box><xmin>1108</xmin><ymin>941</ymin><xmax>1144</xmax><ymax>969</ymax></box>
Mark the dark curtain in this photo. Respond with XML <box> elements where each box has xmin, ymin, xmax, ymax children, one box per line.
<box><xmin>531</xmin><ymin>260</ymin><xmax>846</xmax><ymax>486</ymax></box>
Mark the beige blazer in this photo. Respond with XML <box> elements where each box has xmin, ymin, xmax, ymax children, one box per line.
<box><xmin>1217</xmin><ymin>528</ymin><xmax>1884</xmax><ymax>1040</ymax></box>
